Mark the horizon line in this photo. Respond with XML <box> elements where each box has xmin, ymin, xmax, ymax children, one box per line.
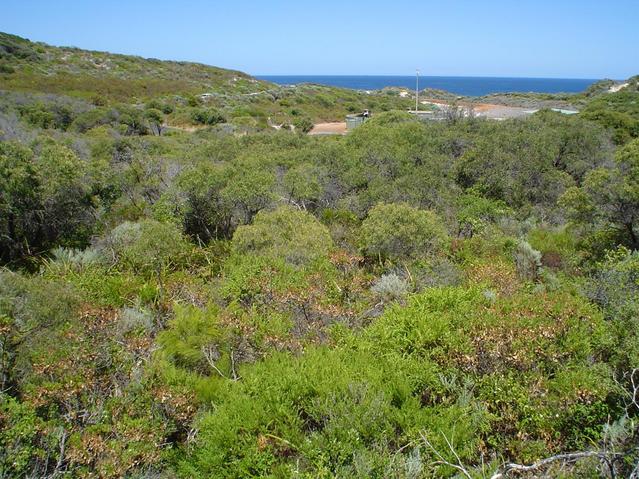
<box><xmin>255</xmin><ymin>74</ymin><xmax>608</xmax><ymax>81</ymax></box>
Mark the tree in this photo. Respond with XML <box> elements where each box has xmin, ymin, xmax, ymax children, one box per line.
<box><xmin>177</xmin><ymin>162</ymin><xmax>233</xmax><ymax>241</ymax></box>
<box><xmin>144</xmin><ymin>108</ymin><xmax>164</xmax><ymax>136</ymax></box>
<box><xmin>455</xmin><ymin>112</ymin><xmax>610</xmax><ymax>210</ymax></box>
<box><xmin>560</xmin><ymin>139</ymin><xmax>639</xmax><ymax>251</ymax></box>
<box><xmin>584</xmin><ymin>247</ymin><xmax>639</xmax><ymax>372</ymax></box>
<box><xmin>221</xmin><ymin>158</ymin><xmax>275</xmax><ymax>225</ymax></box>
<box><xmin>283</xmin><ymin>163</ymin><xmax>324</xmax><ymax>210</ymax></box>
<box><xmin>0</xmin><ymin>142</ymin><xmax>40</xmax><ymax>263</ymax></box>
<box><xmin>292</xmin><ymin>116</ymin><xmax>313</xmax><ymax>134</ymax></box>
<box><xmin>581</xmin><ymin>90</ymin><xmax>639</xmax><ymax>145</ymax></box>
<box><xmin>359</xmin><ymin>203</ymin><xmax>448</xmax><ymax>261</ymax></box>
<box><xmin>191</xmin><ymin>108</ymin><xmax>226</xmax><ymax>126</ymax></box>
<box><xmin>0</xmin><ymin>141</ymin><xmax>95</xmax><ymax>264</ymax></box>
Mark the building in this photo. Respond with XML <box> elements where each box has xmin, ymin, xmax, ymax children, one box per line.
<box><xmin>346</xmin><ymin>110</ymin><xmax>370</xmax><ymax>130</ymax></box>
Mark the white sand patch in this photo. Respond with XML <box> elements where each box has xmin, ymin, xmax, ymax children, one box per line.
<box><xmin>609</xmin><ymin>82</ymin><xmax>629</xmax><ymax>93</ymax></box>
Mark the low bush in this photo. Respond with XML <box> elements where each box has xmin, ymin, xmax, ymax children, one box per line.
<box><xmin>514</xmin><ymin>240</ymin><xmax>542</xmax><ymax>281</ymax></box>
<box><xmin>360</xmin><ymin>203</ymin><xmax>448</xmax><ymax>261</ymax></box>
<box><xmin>104</xmin><ymin>219</ymin><xmax>189</xmax><ymax>275</ymax></box>
<box><xmin>191</xmin><ymin>107</ymin><xmax>226</xmax><ymax>125</ymax></box>
<box><xmin>370</xmin><ymin>272</ymin><xmax>410</xmax><ymax>302</ymax></box>
<box><xmin>232</xmin><ymin>206</ymin><xmax>333</xmax><ymax>266</ymax></box>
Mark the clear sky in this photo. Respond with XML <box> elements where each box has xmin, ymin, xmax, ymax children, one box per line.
<box><xmin>1</xmin><ymin>0</ymin><xmax>637</xmax><ymax>79</ymax></box>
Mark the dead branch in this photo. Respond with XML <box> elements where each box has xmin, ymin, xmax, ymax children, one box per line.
<box><xmin>421</xmin><ymin>431</ymin><xmax>620</xmax><ymax>479</ymax></box>
<box><xmin>630</xmin><ymin>368</ymin><xmax>639</xmax><ymax>412</ymax></box>
<box><xmin>52</xmin><ymin>427</ymin><xmax>67</xmax><ymax>477</ymax></box>
<box><xmin>420</xmin><ymin>432</ymin><xmax>473</xmax><ymax>479</ymax></box>
<box><xmin>201</xmin><ymin>344</ymin><xmax>228</xmax><ymax>379</ymax></box>
<box><xmin>230</xmin><ymin>349</ymin><xmax>238</xmax><ymax>381</ymax></box>
<box><xmin>490</xmin><ymin>451</ymin><xmax>617</xmax><ymax>478</ymax></box>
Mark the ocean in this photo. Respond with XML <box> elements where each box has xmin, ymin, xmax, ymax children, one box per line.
<box><xmin>256</xmin><ymin>75</ymin><xmax>598</xmax><ymax>97</ymax></box>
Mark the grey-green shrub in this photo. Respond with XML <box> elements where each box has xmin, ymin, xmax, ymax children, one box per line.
<box><xmin>371</xmin><ymin>273</ymin><xmax>410</xmax><ymax>302</ymax></box>
<box><xmin>47</xmin><ymin>246</ymin><xmax>102</xmax><ymax>273</ymax></box>
<box><xmin>514</xmin><ymin>240</ymin><xmax>542</xmax><ymax>280</ymax></box>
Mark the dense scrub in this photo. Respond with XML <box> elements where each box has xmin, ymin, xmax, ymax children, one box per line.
<box><xmin>1</xmin><ymin>33</ymin><xmax>639</xmax><ymax>478</ymax></box>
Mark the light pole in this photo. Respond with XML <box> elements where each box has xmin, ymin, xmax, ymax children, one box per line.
<box><xmin>415</xmin><ymin>69</ymin><xmax>419</xmax><ymax>112</ymax></box>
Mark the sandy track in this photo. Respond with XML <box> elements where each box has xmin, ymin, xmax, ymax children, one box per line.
<box><xmin>308</xmin><ymin>97</ymin><xmax>550</xmax><ymax>135</ymax></box>
<box><xmin>422</xmin><ymin>98</ymin><xmax>534</xmax><ymax>119</ymax></box>
<box><xmin>308</xmin><ymin>122</ymin><xmax>348</xmax><ymax>135</ymax></box>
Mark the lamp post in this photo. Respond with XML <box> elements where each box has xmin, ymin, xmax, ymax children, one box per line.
<box><xmin>415</xmin><ymin>69</ymin><xmax>419</xmax><ymax>112</ymax></box>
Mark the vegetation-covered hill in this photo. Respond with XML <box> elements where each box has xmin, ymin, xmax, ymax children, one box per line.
<box><xmin>0</xmin><ymin>32</ymin><xmax>413</xmax><ymax>128</ymax></box>
<box><xmin>1</xmin><ymin>32</ymin><xmax>639</xmax><ymax>478</ymax></box>
<box><xmin>0</xmin><ymin>31</ymin><xmax>270</xmax><ymax>98</ymax></box>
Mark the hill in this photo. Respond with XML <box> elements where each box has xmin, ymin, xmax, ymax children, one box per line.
<box><xmin>0</xmin><ymin>31</ymin><xmax>270</xmax><ymax>99</ymax></box>
<box><xmin>0</xmin><ymin>32</ymin><xmax>413</xmax><ymax>127</ymax></box>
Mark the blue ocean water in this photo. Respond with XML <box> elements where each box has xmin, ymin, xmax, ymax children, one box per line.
<box><xmin>256</xmin><ymin>75</ymin><xmax>598</xmax><ymax>96</ymax></box>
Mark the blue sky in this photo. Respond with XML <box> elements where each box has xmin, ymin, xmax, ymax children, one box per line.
<box><xmin>1</xmin><ymin>0</ymin><xmax>637</xmax><ymax>78</ymax></box>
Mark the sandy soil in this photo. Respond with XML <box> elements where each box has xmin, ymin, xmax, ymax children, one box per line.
<box><xmin>164</xmin><ymin>124</ymin><xmax>209</xmax><ymax>132</ymax></box>
<box><xmin>421</xmin><ymin>98</ymin><xmax>534</xmax><ymax>119</ymax></box>
<box><xmin>609</xmin><ymin>82</ymin><xmax>629</xmax><ymax>93</ymax></box>
<box><xmin>308</xmin><ymin>96</ymin><xmax>571</xmax><ymax>135</ymax></box>
<box><xmin>308</xmin><ymin>122</ymin><xmax>348</xmax><ymax>135</ymax></box>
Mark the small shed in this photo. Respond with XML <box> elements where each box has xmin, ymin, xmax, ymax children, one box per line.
<box><xmin>346</xmin><ymin>110</ymin><xmax>370</xmax><ymax>130</ymax></box>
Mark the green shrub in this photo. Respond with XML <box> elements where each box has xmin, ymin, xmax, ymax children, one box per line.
<box><xmin>191</xmin><ymin>108</ymin><xmax>226</xmax><ymax>125</ymax></box>
<box><xmin>456</xmin><ymin>192</ymin><xmax>511</xmax><ymax>237</ymax></box>
<box><xmin>292</xmin><ymin>116</ymin><xmax>313</xmax><ymax>133</ymax></box>
<box><xmin>232</xmin><ymin>206</ymin><xmax>333</xmax><ymax>266</ymax></box>
<box><xmin>18</xmin><ymin>103</ymin><xmax>55</xmax><ymax>129</ymax></box>
<box><xmin>158</xmin><ymin>305</ymin><xmax>225</xmax><ymax>373</ymax></box>
<box><xmin>0</xmin><ymin>395</ymin><xmax>45</xmax><ymax>478</ymax></box>
<box><xmin>104</xmin><ymin>219</ymin><xmax>189</xmax><ymax>274</ymax></box>
<box><xmin>360</xmin><ymin>203</ymin><xmax>448</xmax><ymax>261</ymax></box>
<box><xmin>179</xmin><ymin>286</ymin><xmax>614</xmax><ymax>477</ymax></box>
<box><xmin>0</xmin><ymin>62</ymin><xmax>15</xmax><ymax>74</ymax></box>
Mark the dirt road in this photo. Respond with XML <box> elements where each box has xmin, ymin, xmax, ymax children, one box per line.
<box><xmin>308</xmin><ymin>122</ymin><xmax>348</xmax><ymax>135</ymax></box>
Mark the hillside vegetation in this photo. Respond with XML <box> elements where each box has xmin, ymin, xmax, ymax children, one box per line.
<box><xmin>0</xmin><ymin>32</ymin><xmax>413</xmax><ymax>128</ymax></box>
<box><xmin>1</xmin><ymin>33</ymin><xmax>639</xmax><ymax>478</ymax></box>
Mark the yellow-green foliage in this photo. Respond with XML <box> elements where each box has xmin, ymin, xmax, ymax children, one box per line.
<box><xmin>360</xmin><ymin>203</ymin><xmax>448</xmax><ymax>261</ymax></box>
<box><xmin>174</xmin><ymin>287</ymin><xmax>614</xmax><ymax>477</ymax></box>
<box><xmin>106</xmin><ymin>219</ymin><xmax>190</xmax><ymax>274</ymax></box>
<box><xmin>233</xmin><ymin>206</ymin><xmax>334</xmax><ymax>266</ymax></box>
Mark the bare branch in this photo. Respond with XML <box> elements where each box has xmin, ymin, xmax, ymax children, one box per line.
<box><xmin>201</xmin><ymin>344</ymin><xmax>228</xmax><ymax>379</ymax></box>
<box><xmin>420</xmin><ymin>432</ymin><xmax>472</xmax><ymax>479</ymax></box>
<box><xmin>52</xmin><ymin>427</ymin><xmax>67</xmax><ymax>477</ymax></box>
<box><xmin>630</xmin><ymin>368</ymin><xmax>639</xmax><ymax>412</ymax></box>
<box><xmin>501</xmin><ymin>451</ymin><xmax>617</xmax><ymax>476</ymax></box>
<box><xmin>230</xmin><ymin>349</ymin><xmax>239</xmax><ymax>381</ymax></box>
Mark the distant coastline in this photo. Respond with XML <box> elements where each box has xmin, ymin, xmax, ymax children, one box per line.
<box><xmin>256</xmin><ymin>75</ymin><xmax>599</xmax><ymax>96</ymax></box>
